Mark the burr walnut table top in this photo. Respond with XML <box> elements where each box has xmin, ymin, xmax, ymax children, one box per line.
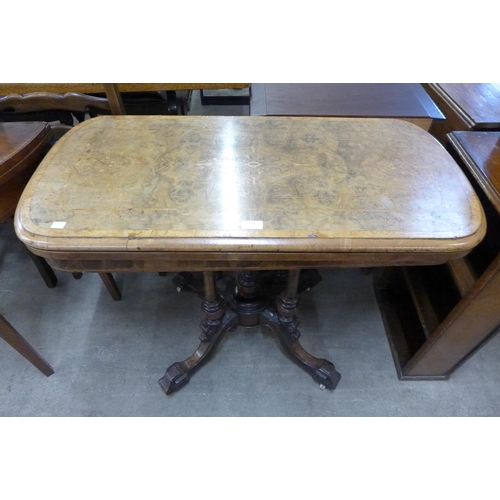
<box><xmin>15</xmin><ymin>116</ymin><xmax>485</xmax><ymax>267</ymax></box>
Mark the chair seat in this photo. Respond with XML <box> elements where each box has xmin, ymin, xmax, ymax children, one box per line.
<box><xmin>0</xmin><ymin>121</ymin><xmax>51</xmax><ymax>187</ymax></box>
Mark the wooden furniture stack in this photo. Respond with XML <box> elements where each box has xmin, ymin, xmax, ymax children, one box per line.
<box><xmin>374</xmin><ymin>84</ymin><xmax>500</xmax><ymax>380</ymax></box>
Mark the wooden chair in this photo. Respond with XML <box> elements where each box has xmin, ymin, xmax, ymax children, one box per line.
<box><xmin>0</xmin><ymin>121</ymin><xmax>56</xmax><ymax>282</ymax></box>
<box><xmin>0</xmin><ymin>121</ymin><xmax>121</xmax><ymax>300</ymax></box>
<box><xmin>0</xmin><ymin>91</ymin><xmax>112</xmax><ymax>139</ymax></box>
<box><xmin>85</xmin><ymin>90</ymin><xmax>191</xmax><ymax>116</ymax></box>
<box><xmin>0</xmin><ymin>84</ymin><xmax>191</xmax><ymax>121</ymax></box>
<box><xmin>0</xmin><ymin>121</ymin><xmax>55</xmax><ymax>375</ymax></box>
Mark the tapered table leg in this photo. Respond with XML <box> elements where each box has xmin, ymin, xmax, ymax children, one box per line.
<box><xmin>0</xmin><ymin>314</ymin><xmax>54</xmax><ymax>376</ymax></box>
<box><xmin>28</xmin><ymin>252</ymin><xmax>58</xmax><ymax>288</ymax></box>
<box><xmin>98</xmin><ymin>272</ymin><xmax>122</xmax><ymax>301</ymax></box>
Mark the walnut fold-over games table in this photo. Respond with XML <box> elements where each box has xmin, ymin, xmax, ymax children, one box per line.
<box><xmin>15</xmin><ymin>116</ymin><xmax>485</xmax><ymax>394</ymax></box>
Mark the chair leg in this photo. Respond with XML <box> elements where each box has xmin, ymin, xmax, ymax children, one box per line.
<box><xmin>0</xmin><ymin>314</ymin><xmax>54</xmax><ymax>376</ymax></box>
<box><xmin>98</xmin><ymin>272</ymin><xmax>122</xmax><ymax>301</ymax></box>
<box><xmin>27</xmin><ymin>252</ymin><xmax>58</xmax><ymax>288</ymax></box>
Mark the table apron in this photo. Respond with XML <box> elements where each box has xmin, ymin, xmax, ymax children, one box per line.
<box><xmin>28</xmin><ymin>248</ymin><xmax>473</xmax><ymax>273</ymax></box>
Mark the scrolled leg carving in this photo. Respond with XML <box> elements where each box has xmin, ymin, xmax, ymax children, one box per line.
<box><xmin>262</xmin><ymin>269</ymin><xmax>341</xmax><ymax>390</ymax></box>
<box><xmin>159</xmin><ymin>271</ymin><xmax>238</xmax><ymax>395</ymax></box>
<box><xmin>159</xmin><ymin>312</ymin><xmax>238</xmax><ymax>395</ymax></box>
<box><xmin>160</xmin><ymin>269</ymin><xmax>340</xmax><ymax>395</ymax></box>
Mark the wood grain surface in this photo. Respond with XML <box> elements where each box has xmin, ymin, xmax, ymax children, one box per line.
<box><xmin>15</xmin><ymin>116</ymin><xmax>485</xmax><ymax>259</ymax></box>
<box><xmin>428</xmin><ymin>83</ymin><xmax>500</xmax><ymax>129</ymax></box>
<box><xmin>0</xmin><ymin>121</ymin><xmax>51</xmax><ymax>184</ymax></box>
<box><xmin>1</xmin><ymin>122</ymin><xmax>52</xmax><ymax>220</ymax></box>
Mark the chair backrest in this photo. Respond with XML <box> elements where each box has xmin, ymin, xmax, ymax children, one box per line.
<box><xmin>0</xmin><ymin>92</ymin><xmax>111</xmax><ymax>114</ymax></box>
<box><xmin>0</xmin><ymin>84</ymin><xmax>125</xmax><ymax>129</ymax></box>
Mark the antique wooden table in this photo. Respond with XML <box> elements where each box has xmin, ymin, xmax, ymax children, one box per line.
<box><xmin>14</xmin><ymin>116</ymin><xmax>485</xmax><ymax>394</ymax></box>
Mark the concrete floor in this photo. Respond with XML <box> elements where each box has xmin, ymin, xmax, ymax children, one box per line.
<box><xmin>1</xmin><ymin>91</ymin><xmax>500</xmax><ymax>416</ymax></box>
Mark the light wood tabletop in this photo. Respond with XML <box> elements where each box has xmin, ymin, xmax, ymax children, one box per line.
<box><xmin>15</xmin><ymin>115</ymin><xmax>485</xmax><ymax>272</ymax></box>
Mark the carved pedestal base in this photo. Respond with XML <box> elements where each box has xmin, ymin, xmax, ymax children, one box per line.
<box><xmin>159</xmin><ymin>270</ymin><xmax>341</xmax><ymax>395</ymax></box>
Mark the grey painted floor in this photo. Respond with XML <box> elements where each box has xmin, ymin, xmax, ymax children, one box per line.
<box><xmin>1</xmin><ymin>91</ymin><xmax>499</xmax><ymax>416</ymax></box>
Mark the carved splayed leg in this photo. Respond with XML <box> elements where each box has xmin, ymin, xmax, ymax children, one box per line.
<box><xmin>160</xmin><ymin>269</ymin><xmax>340</xmax><ymax>395</ymax></box>
<box><xmin>159</xmin><ymin>271</ymin><xmax>237</xmax><ymax>395</ymax></box>
<box><xmin>261</xmin><ymin>269</ymin><xmax>341</xmax><ymax>390</ymax></box>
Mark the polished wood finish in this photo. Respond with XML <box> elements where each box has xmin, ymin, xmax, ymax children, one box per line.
<box><xmin>250</xmin><ymin>83</ymin><xmax>444</xmax><ymax>131</ymax></box>
<box><xmin>423</xmin><ymin>83</ymin><xmax>500</xmax><ymax>144</ymax></box>
<box><xmin>375</xmin><ymin>131</ymin><xmax>500</xmax><ymax>378</ymax></box>
<box><xmin>13</xmin><ymin>115</ymin><xmax>486</xmax><ymax>391</ymax></box>
<box><xmin>449</xmin><ymin>132</ymin><xmax>500</xmax><ymax>212</ymax></box>
<box><xmin>0</xmin><ymin>121</ymin><xmax>51</xmax><ymax>187</ymax></box>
